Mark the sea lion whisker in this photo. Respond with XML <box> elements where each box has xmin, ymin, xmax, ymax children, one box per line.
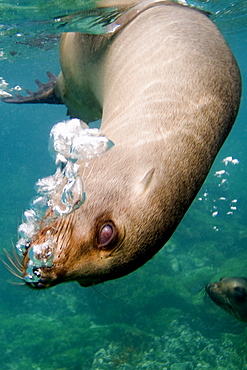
<box><xmin>92</xmin><ymin>285</ymin><xmax>111</xmax><ymax>299</ymax></box>
<box><xmin>10</xmin><ymin>241</ymin><xmax>23</xmax><ymax>270</ymax></box>
<box><xmin>1</xmin><ymin>255</ymin><xmax>22</xmax><ymax>276</ymax></box>
<box><xmin>7</xmin><ymin>280</ymin><xmax>26</xmax><ymax>286</ymax></box>
<box><xmin>3</xmin><ymin>248</ymin><xmax>22</xmax><ymax>269</ymax></box>
<box><xmin>2</xmin><ymin>248</ymin><xmax>23</xmax><ymax>276</ymax></box>
<box><xmin>1</xmin><ymin>258</ymin><xmax>23</xmax><ymax>280</ymax></box>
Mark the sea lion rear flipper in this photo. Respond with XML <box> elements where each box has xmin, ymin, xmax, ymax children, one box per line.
<box><xmin>1</xmin><ymin>71</ymin><xmax>63</xmax><ymax>105</ymax></box>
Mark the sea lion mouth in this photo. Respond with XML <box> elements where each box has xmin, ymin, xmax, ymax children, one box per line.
<box><xmin>26</xmin><ymin>277</ymin><xmax>51</xmax><ymax>290</ymax></box>
<box><xmin>25</xmin><ymin>273</ymin><xmax>65</xmax><ymax>289</ymax></box>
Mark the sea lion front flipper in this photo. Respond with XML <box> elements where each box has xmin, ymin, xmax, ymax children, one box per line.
<box><xmin>1</xmin><ymin>71</ymin><xmax>63</xmax><ymax>105</ymax></box>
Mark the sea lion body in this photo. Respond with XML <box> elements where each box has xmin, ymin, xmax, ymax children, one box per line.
<box><xmin>206</xmin><ymin>277</ymin><xmax>247</xmax><ymax>322</ymax></box>
<box><xmin>2</xmin><ymin>1</ymin><xmax>241</xmax><ymax>288</ymax></box>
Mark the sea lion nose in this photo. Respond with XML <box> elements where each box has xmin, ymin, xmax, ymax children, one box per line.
<box><xmin>206</xmin><ymin>283</ymin><xmax>214</xmax><ymax>292</ymax></box>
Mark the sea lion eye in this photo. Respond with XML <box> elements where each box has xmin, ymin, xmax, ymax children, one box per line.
<box><xmin>234</xmin><ymin>286</ymin><xmax>246</xmax><ymax>303</ymax></box>
<box><xmin>98</xmin><ymin>223</ymin><xmax>116</xmax><ymax>248</ymax></box>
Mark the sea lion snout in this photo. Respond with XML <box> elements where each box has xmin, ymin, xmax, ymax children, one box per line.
<box><xmin>21</xmin><ymin>188</ymin><xmax>130</xmax><ymax>288</ymax></box>
<box><xmin>206</xmin><ymin>283</ymin><xmax>214</xmax><ymax>291</ymax></box>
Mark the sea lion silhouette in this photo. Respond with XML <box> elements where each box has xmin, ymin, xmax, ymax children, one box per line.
<box><xmin>206</xmin><ymin>277</ymin><xmax>247</xmax><ymax>322</ymax></box>
<box><xmin>2</xmin><ymin>0</ymin><xmax>241</xmax><ymax>288</ymax></box>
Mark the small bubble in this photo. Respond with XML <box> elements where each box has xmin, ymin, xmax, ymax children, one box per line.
<box><xmin>222</xmin><ymin>156</ymin><xmax>239</xmax><ymax>165</ymax></box>
<box><xmin>214</xmin><ymin>170</ymin><xmax>226</xmax><ymax>177</ymax></box>
<box><xmin>13</xmin><ymin>85</ymin><xmax>22</xmax><ymax>91</ymax></box>
<box><xmin>28</xmin><ymin>239</ymin><xmax>55</xmax><ymax>268</ymax></box>
<box><xmin>222</xmin><ymin>156</ymin><xmax>233</xmax><ymax>165</ymax></box>
<box><xmin>18</xmin><ymin>222</ymin><xmax>37</xmax><ymax>239</ymax></box>
<box><xmin>218</xmin><ymin>179</ymin><xmax>227</xmax><ymax>186</ymax></box>
<box><xmin>30</xmin><ymin>196</ymin><xmax>49</xmax><ymax>219</ymax></box>
<box><xmin>16</xmin><ymin>238</ymin><xmax>30</xmax><ymax>256</ymax></box>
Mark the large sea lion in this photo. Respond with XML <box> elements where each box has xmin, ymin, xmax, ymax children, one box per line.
<box><xmin>206</xmin><ymin>277</ymin><xmax>247</xmax><ymax>322</ymax></box>
<box><xmin>2</xmin><ymin>0</ymin><xmax>241</xmax><ymax>289</ymax></box>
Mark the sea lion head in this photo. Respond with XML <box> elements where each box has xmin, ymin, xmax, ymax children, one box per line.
<box><xmin>206</xmin><ymin>277</ymin><xmax>247</xmax><ymax>322</ymax></box>
<box><xmin>19</xmin><ymin>141</ymin><xmax>175</xmax><ymax>289</ymax></box>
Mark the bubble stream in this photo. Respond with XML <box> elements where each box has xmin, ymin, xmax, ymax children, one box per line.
<box><xmin>15</xmin><ymin>118</ymin><xmax>114</xmax><ymax>284</ymax></box>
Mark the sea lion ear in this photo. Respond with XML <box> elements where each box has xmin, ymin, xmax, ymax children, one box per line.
<box><xmin>135</xmin><ymin>168</ymin><xmax>155</xmax><ymax>195</ymax></box>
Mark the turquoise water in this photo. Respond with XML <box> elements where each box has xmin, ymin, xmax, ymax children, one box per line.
<box><xmin>1</xmin><ymin>0</ymin><xmax>247</xmax><ymax>369</ymax></box>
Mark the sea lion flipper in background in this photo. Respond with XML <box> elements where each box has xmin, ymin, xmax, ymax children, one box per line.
<box><xmin>2</xmin><ymin>1</ymin><xmax>242</xmax><ymax>289</ymax></box>
<box><xmin>1</xmin><ymin>72</ymin><xmax>64</xmax><ymax>105</ymax></box>
<box><xmin>1</xmin><ymin>0</ymin><xmax>174</xmax><ymax>106</ymax></box>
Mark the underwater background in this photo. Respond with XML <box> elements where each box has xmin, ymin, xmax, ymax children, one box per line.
<box><xmin>1</xmin><ymin>0</ymin><xmax>247</xmax><ymax>369</ymax></box>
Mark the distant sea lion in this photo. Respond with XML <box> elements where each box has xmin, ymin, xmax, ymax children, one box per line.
<box><xmin>2</xmin><ymin>0</ymin><xmax>241</xmax><ymax>289</ymax></box>
<box><xmin>206</xmin><ymin>277</ymin><xmax>247</xmax><ymax>322</ymax></box>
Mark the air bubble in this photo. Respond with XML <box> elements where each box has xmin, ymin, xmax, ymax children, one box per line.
<box><xmin>36</xmin><ymin>167</ymin><xmax>63</xmax><ymax>196</ymax></box>
<box><xmin>16</xmin><ymin>238</ymin><xmax>30</xmax><ymax>256</ymax></box>
<box><xmin>28</xmin><ymin>239</ymin><xmax>54</xmax><ymax>268</ymax></box>
<box><xmin>18</xmin><ymin>221</ymin><xmax>38</xmax><ymax>239</ymax></box>
<box><xmin>16</xmin><ymin>118</ymin><xmax>114</xmax><ymax>283</ymax></box>
<box><xmin>49</xmin><ymin>118</ymin><xmax>114</xmax><ymax>164</ymax></box>
<box><xmin>212</xmin><ymin>211</ymin><xmax>218</xmax><ymax>217</ymax></box>
<box><xmin>30</xmin><ymin>196</ymin><xmax>49</xmax><ymax>219</ymax></box>
<box><xmin>222</xmin><ymin>156</ymin><xmax>239</xmax><ymax>166</ymax></box>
